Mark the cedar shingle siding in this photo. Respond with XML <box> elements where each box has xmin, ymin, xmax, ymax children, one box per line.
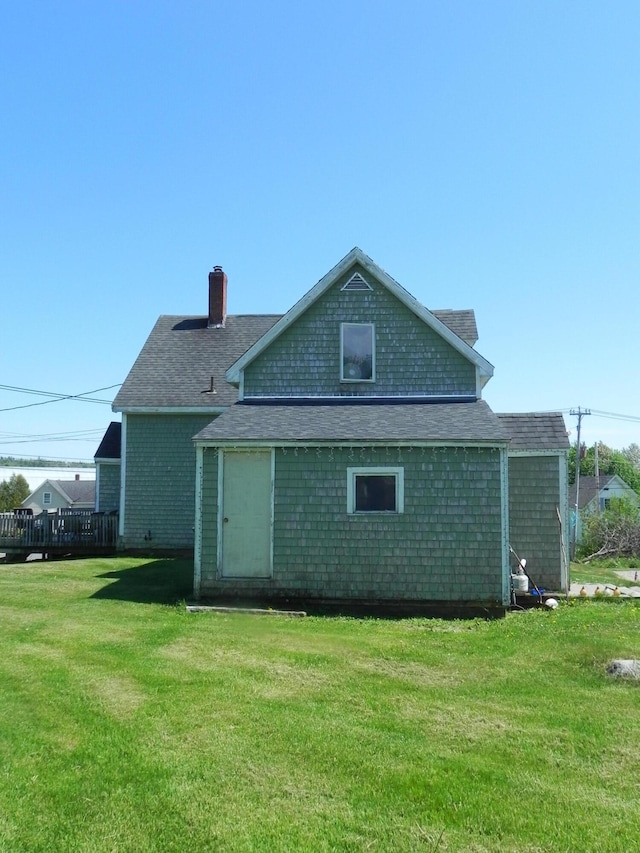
<box><xmin>244</xmin><ymin>269</ymin><xmax>477</xmax><ymax>398</ymax></box>
<box><xmin>508</xmin><ymin>456</ymin><xmax>565</xmax><ymax>590</ymax></box>
<box><xmin>98</xmin><ymin>464</ymin><xmax>120</xmax><ymax>513</ymax></box>
<box><xmin>200</xmin><ymin>448</ymin><xmax>219</xmax><ymax>574</ymax></box>
<box><xmin>199</xmin><ymin>447</ymin><xmax>505</xmax><ymax>602</ymax></box>
<box><xmin>123</xmin><ymin>414</ymin><xmax>215</xmax><ymax>549</ymax></box>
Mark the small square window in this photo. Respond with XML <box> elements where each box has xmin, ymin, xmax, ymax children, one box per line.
<box><xmin>341</xmin><ymin>323</ymin><xmax>375</xmax><ymax>382</ymax></box>
<box><xmin>347</xmin><ymin>467</ymin><xmax>404</xmax><ymax>514</ymax></box>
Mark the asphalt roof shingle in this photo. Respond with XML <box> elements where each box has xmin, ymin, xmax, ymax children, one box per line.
<box><xmin>496</xmin><ymin>413</ymin><xmax>569</xmax><ymax>450</ymax></box>
<box><xmin>114</xmin><ymin>310</ymin><xmax>480</xmax><ymax>411</ymax></box>
<box><xmin>113</xmin><ymin>315</ymin><xmax>281</xmax><ymax>409</ymax></box>
<box><xmin>432</xmin><ymin>310</ymin><xmax>478</xmax><ymax>346</ymax></box>
<box><xmin>45</xmin><ymin>480</ymin><xmax>96</xmax><ymax>505</ymax></box>
<box><xmin>94</xmin><ymin>422</ymin><xmax>122</xmax><ymax>460</ymax></box>
<box><xmin>194</xmin><ymin>400</ymin><xmax>510</xmax><ymax>444</ymax></box>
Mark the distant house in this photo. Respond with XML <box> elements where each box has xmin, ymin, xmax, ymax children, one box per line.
<box><xmin>570</xmin><ymin>474</ymin><xmax>639</xmax><ymax>515</ymax></box>
<box><xmin>94</xmin><ymin>422</ymin><xmax>121</xmax><ymax>513</ymax></box>
<box><xmin>103</xmin><ymin>247</ymin><xmax>570</xmax><ymax>611</ymax></box>
<box><xmin>0</xmin><ymin>466</ymin><xmax>95</xmax><ymax>493</ymax></box>
<box><xmin>22</xmin><ymin>476</ymin><xmax>95</xmax><ymax>514</ymax></box>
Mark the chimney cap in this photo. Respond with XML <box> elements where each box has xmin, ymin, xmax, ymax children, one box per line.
<box><xmin>212</xmin><ymin>265</ymin><xmax>223</xmax><ymax>272</ymax></box>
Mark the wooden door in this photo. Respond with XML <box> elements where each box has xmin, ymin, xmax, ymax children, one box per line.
<box><xmin>221</xmin><ymin>450</ymin><xmax>272</xmax><ymax>578</ymax></box>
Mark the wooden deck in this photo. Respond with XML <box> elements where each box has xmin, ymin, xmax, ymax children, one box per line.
<box><xmin>0</xmin><ymin>510</ymin><xmax>118</xmax><ymax>560</ymax></box>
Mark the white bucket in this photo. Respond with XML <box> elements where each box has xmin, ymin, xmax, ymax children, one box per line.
<box><xmin>511</xmin><ymin>573</ymin><xmax>529</xmax><ymax>593</ymax></box>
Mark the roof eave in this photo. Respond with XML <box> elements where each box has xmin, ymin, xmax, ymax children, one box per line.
<box><xmin>194</xmin><ymin>436</ymin><xmax>510</xmax><ymax>448</ymax></box>
<box><xmin>113</xmin><ymin>405</ymin><xmax>229</xmax><ymax>415</ymax></box>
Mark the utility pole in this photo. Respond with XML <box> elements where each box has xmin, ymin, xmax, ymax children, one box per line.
<box><xmin>594</xmin><ymin>442</ymin><xmax>600</xmax><ymax>513</ymax></box>
<box><xmin>570</xmin><ymin>407</ymin><xmax>591</xmax><ymax>557</ymax></box>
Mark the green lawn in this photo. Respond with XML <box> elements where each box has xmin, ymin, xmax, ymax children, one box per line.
<box><xmin>571</xmin><ymin>558</ymin><xmax>640</xmax><ymax>589</ymax></box>
<box><xmin>1</xmin><ymin>557</ymin><xmax>639</xmax><ymax>852</ymax></box>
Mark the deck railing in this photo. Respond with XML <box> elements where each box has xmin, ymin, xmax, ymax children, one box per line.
<box><xmin>0</xmin><ymin>509</ymin><xmax>118</xmax><ymax>555</ymax></box>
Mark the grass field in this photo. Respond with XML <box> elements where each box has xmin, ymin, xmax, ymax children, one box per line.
<box><xmin>571</xmin><ymin>558</ymin><xmax>640</xmax><ymax>590</ymax></box>
<box><xmin>1</xmin><ymin>556</ymin><xmax>639</xmax><ymax>852</ymax></box>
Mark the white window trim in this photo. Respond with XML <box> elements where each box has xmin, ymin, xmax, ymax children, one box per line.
<box><xmin>43</xmin><ymin>492</ymin><xmax>52</xmax><ymax>505</ymax></box>
<box><xmin>347</xmin><ymin>467</ymin><xmax>404</xmax><ymax>514</ymax></box>
<box><xmin>340</xmin><ymin>322</ymin><xmax>375</xmax><ymax>383</ymax></box>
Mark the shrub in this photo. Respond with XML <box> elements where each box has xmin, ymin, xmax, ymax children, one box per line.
<box><xmin>578</xmin><ymin>497</ymin><xmax>640</xmax><ymax>561</ymax></box>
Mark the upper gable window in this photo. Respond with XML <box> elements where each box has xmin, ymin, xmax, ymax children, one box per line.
<box><xmin>43</xmin><ymin>492</ymin><xmax>52</xmax><ymax>505</ymax></box>
<box><xmin>341</xmin><ymin>323</ymin><xmax>375</xmax><ymax>382</ymax></box>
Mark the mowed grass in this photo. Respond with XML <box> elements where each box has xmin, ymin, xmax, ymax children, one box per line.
<box><xmin>571</xmin><ymin>558</ymin><xmax>640</xmax><ymax>589</ymax></box>
<box><xmin>1</xmin><ymin>558</ymin><xmax>640</xmax><ymax>852</ymax></box>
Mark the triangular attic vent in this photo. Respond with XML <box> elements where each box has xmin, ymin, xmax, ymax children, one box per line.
<box><xmin>341</xmin><ymin>272</ymin><xmax>372</xmax><ymax>292</ymax></box>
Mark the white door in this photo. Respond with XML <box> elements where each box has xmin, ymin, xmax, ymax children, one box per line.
<box><xmin>221</xmin><ymin>450</ymin><xmax>273</xmax><ymax>578</ymax></box>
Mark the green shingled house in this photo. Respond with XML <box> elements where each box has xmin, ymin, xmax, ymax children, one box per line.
<box><xmin>108</xmin><ymin>248</ymin><xmax>569</xmax><ymax>611</ymax></box>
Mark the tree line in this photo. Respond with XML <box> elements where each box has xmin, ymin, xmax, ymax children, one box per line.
<box><xmin>569</xmin><ymin>441</ymin><xmax>640</xmax><ymax>492</ymax></box>
<box><xmin>0</xmin><ymin>456</ymin><xmax>94</xmax><ymax>468</ymax></box>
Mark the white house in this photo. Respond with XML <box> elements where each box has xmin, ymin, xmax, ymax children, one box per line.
<box><xmin>22</xmin><ymin>476</ymin><xmax>96</xmax><ymax>514</ymax></box>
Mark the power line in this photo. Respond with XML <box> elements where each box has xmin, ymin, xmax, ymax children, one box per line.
<box><xmin>0</xmin><ymin>428</ymin><xmax>104</xmax><ymax>440</ymax></box>
<box><xmin>536</xmin><ymin>407</ymin><xmax>640</xmax><ymax>424</ymax></box>
<box><xmin>0</xmin><ymin>383</ymin><xmax>121</xmax><ymax>412</ymax></box>
<box><xmin>0</xmin><ymin>436</ymin><xmax>103</xmax><ymax>445</ymax></box>
<box><xmin>589</xmin><ymin>409</ymin><xmax>640</xmax><ymax>423</ymax></box>
<box><xmin>0</xmin><ymin>383</ymin><xmax>119</xmax><ymax>401</ymax></box>
<box><xmin>0</xmin><ymin>426</ymin><xmax>108</xmax><ymax>449</ymax></box>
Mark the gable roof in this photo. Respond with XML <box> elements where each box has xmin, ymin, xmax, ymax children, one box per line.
<box><xmin>496</xmin><ymin>413</ymin><xmax>569</xmax><ymax>450</ymax></box>
<box><xmin>569</xmin><ymin>474</ymin><xmax>639</xmax><ymax>509</ymax></box>
<box><xmin>23</xmin><ymin>478</ymin><xmax>95</xmax><ymax>507</ymax></box>
<box><xmin>112</xmin><ymin>261</ymin><xmax>480</xmax><ymax>413</ymax></box>
<box><xmin>95</xmin><ymin>422</ymin><xmax>122</xmax><ymax>460</ymax></box>
<box><xmin>113</xmin><ymin>315</ymin><xmax>281</xmax><ymax>411</ymax></box>
<box><xmin>53</xmin><ymin>479</ymin><xmax>96</xmax><ymax>505</ymax></box>
<box><xmin>432</xmin><ymin>310</ymin><xmax>478</xmax><ymax>347</ymax></box>
<box><xmin>225</xmin><ymin>248</ymin><xmax>493</xmax><ymax>386</ymax></box>
<box><xmin>194</xmin><ymin>399</ymin><xmax>509</xmax><ymax>444</ymax></box>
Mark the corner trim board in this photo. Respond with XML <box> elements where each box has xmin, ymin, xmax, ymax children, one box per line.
<box><xmin>118</xmin><ymin>414</ymin><xmax>127</xmax><ymax>538</ymax></box>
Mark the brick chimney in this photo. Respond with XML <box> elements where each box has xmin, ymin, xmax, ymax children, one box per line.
<box><xmin>75</xmin><ymin>474</ymin><xmax>80</xmax><ymax>480</ymax></box>
<box><xmin>208</xmin><ymin>266</ymin><xmax>227</xmax><ymax>327</ymax></box>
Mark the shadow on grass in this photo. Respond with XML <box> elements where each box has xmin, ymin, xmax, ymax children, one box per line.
<box><xmin>91</xmin><ymin>558</ymin><xmax>193</xmax><ymax>605</ymax></box>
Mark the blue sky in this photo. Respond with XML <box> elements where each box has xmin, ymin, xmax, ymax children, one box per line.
<box><xmin>1</xmin><ymin>0</ymin><xmax>638</xmax><ymax>462</ymax></box>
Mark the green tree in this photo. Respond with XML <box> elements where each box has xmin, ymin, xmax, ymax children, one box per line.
<box><xmin>622</xmin><ymin>442</ymin><xmax>640</xmax><ymax>472</ymax></box>
<box><xmin>0</xmin><ymin>474</ymin><xmax>30</xmax><ymax>512</ymax></box>
<box><xmin>569</xmin><ymin>441</ymin><xmax>640</xmax><ymax>494</ymax></box>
